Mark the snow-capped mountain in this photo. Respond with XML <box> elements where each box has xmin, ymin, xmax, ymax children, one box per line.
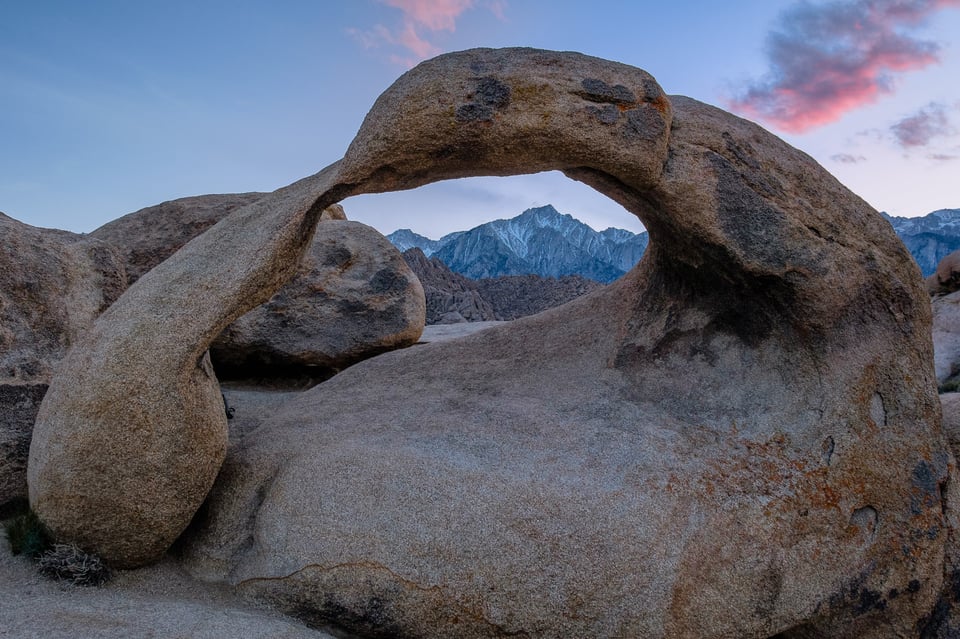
<box><xmin>389</xmin><ymin>205</ymin><xmax>960</xmax><ymax>283</ymax></box>
<box><xmin>884</xmin><ymin>209</ymin><xmax>960</xmax><ymax>276</ymax></box>
<box><xmin>387</xmin><ymin>205</ymin><xmax>649</xmax><ymax>283</ymax></box>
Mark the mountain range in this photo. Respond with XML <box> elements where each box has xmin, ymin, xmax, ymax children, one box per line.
<box><xmin>389</xmin><ymin>205</ymin><xmax>960</xmax><ymax>283</ymax></box>
<box><xmin>388</xmin><ymin>205</ymin><xmax>648</xmax><ymax>284</ymax></box>
<box><xmin>884</xmin><ymin>209</ymin><xmax>960</xmax><ymax>277</ymax></box>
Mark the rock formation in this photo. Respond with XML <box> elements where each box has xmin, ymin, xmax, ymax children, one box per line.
<box><xmin>90</xmin><ymin>193</ymin><xmax>268</xmax><ymax>284</ymax></box>
<box><xmin>30</xmin><ymin>47</ymin><xmax>948</xmax><ymax>638</ymax></box>
<box><xmin>933</xmin><ymin>292</ymin><xmax>960</xmax><ymax>387</ymax></box>
<box><xmin>0</xmin><ymin>213</ymin><xmax>127</xmax><ymax>508</ymax></box>
<box><xmin>91</xmin><ymin>196</ymin><xmax>418</xmax><ymax>379</ymax></box>
<box><xmin>927</xmin><ymin>249</ymin><xmax>960</xmax><ymax>297</ymax></box>
<box><xmin>476</xmin><ymin>273</ymin><xmax>603</xmax><ymax>320</ymax></box>
<box><xmin>401</xmin><ymin>247</ymin><xmax>497</xmax><ymax>323</ymax></box>
<box><xmin>211</xmin><ymin>220</ymin><xmax>424</xmax><ymax>378</ymax></box>
<box><xmin>402</xmin><ymin>247</ymin><xmax>604</xmax><ymax>323</ymax></box>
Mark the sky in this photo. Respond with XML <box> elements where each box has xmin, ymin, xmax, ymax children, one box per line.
<box><xmin>2</xmin><ymin>1</ymin><xmax>959</xmax><ymax>239</ymax></box>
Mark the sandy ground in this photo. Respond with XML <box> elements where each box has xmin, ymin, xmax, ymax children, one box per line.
<box><xmin>417</xmin><ymin>321</ymin><xmax>507</xmax><ymax>343</ymax></box>
<box><xmin>0</xmin><ymin>539</ymin><xmax>333</xmax><ymax>638</ymax></box>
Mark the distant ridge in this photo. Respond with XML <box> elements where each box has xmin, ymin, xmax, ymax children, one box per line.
<box><xmin>884</xmin><ymin>208</ymin><xmax>960</xmax><ymax>277</ymax></box>
<box><xmin>388</xmin><ymin>205</ymin><xmax>648</xmax><ymax>284</ymax></box>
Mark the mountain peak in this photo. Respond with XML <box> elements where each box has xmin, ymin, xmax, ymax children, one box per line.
<box><xmin>388</xmin><ymin>204</ymin><xmax>649</xmax><ymax>283</ymax></box>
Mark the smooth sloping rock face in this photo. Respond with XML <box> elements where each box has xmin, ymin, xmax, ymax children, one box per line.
<box><xmin>29</xmin><ymin>47</ymin><xmax>949</xmax><ymax>636</ymax></box>
<box><xmin>211</xmin><ymin>220</ymin><xmax>424</xmax><ymax>377</ymax></box>
<box><xmin>172</xmin><ymin>48</ymin><xmax>946</xmax><ymax>638</ymax></box>
<box><xmin>0</xmin><ymin>213</ymin><xmax>127</xmax><ymax>506</ymax></box>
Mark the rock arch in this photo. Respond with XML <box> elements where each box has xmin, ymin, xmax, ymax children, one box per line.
<box><xmin>29</xmin><ymin>48</ymin><xmax>947</xmax><ymax>636</ymax></box>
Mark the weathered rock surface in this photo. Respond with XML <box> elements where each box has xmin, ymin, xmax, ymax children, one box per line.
<box><xmin>933</xmin><ymin>291</ymin><xmax>960</xmax><ymax>386</ymax></box>
<box><xmin>0</xmin><ymin>213</ymin><xmax>127</xmax><ymax>507</ymax></box>
<box><xmin>91</xmin><ymin>195</ymin><xmax>417</xmax><ymax>378</ymax></box>
<box><xmin>921</xmin><ymin>393</ymin><xmax>960</xmax><ymax>638</ymax></box>
<box><xmin>927</xmin><ymin>249</ymin><xmax>960</xmax><ymax>297</ymax></box>
<box><xmin>89</xmin><ymin>193</ymin><xmax>267</xmax><ymax>284</ymax></box>
<box><xmin>211</xmin><ymin>220</ymin><xmax>424</xmax><ymax>378</ymax></box>
<box><xmin>476</xmin><ymin>273</ymin><xmax>603</xmax><ymax>320</ymax></box>
<box><xmin>162</xmin><ymin>48</ymin><xmax>946</xmax><ymax>639</ymax></box>
<box><xmin>402</xmin><ymin>247</ymin><xmax>604</xmax><ymax>323</ymax></box>
<box><xmin>29</xmin><ymin>166</ymin><xmax>345</xmax><ymax>567</ymax></box>
<box><xmin>401</xmin><ymin>248</ymin><xmax>497</xmax><ymax>323</ymax></box>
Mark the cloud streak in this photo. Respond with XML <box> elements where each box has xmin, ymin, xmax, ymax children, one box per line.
<box><xmin>350</xmin><ymin>0</ymin><xmax>505</xmax><ymax>67</ymax></box>
<box><xmin>729</xmin><ymin>0</ymin><xmax>960</xmax><ymax>133</ymax></box>
<box><xmin>891</xmin><ymin>102</ymin><xmax>953</xmax><ymax>146</ymax></box>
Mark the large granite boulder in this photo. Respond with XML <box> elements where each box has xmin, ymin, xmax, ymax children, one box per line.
<box><xmin>90</xmin><ymin>193</ymin><xmax>267</xmax><ymax>284</ymax></box>
<box><xmin>92</xmin><ymin>196</ymin><xmax>419</xmax><ymax>378</ymax></box>
<box><xmin>211</xmin><ymin>220</ymin><xmax>424</xmax><ymax>378</ymax></box>
<box><xmin>30</xmin><ymin>47</ymin><xmax>948</xmax><ymax>637</ymax></box>
<box><xmin>0</xmin><ymin>213</ymin><xmax>127</xmax><ymax>507</ymax></box>
<box><xmin>928</xmin><ymin>249</ymin><xmax>960</xmax><ymax>297</ymax></box>
<box><xmin>933</xmin><ymin>291</ymin><xmax>960</xmax><ymax>386</ymax></box>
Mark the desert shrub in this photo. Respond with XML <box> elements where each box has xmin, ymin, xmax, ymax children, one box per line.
<box><xmin>38</xmin><ymin>543</ymin><xmax>111</xmax><ymax>587</ymax></box>
<box><xmin>3</xmin><ymin>508</ymin><xmax>53</xmax><ymax>558</ymax></box>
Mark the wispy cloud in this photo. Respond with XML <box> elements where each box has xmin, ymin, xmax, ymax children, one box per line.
<box><xmin>831</xmin><ymin>152</ymin><xmax>867</xmax><ymax>163</ymax></box>
<box><xmin>728</xmin><ymin>0</ymin><xmax>960</xmax><ymax>134</ymax></box>
<box><xmin>890</xmin><ymin>102</ymin><xmax>954</xmax><ymax>147</ymax></box>
<box><xmin>349</xmin><ymin>0</ymin><xmax>506</xmax><ymax>67</ymax></box>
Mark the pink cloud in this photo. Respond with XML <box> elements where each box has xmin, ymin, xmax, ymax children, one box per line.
<box><xmin>350</xmin><ymin>0</ymin><xmax>505</xmax><ymax>66</ymax></box>
<box><xmin>728</xmin><ymin>0</ymin><xmax>960</xmax><ymax>134</ymax></box>
<box><xmin>383</xmin><ymin>0</ymin><xmax>475</xmax><ymax>31</ymax></box>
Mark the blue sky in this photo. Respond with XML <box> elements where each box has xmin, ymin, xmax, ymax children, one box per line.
<box><xmin>2</xmin><ymin>1</ymin><xmax>959</xmax><ymax>238</ymax></box>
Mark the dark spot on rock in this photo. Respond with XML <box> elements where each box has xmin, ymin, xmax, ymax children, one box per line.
<box><xmin>640</xmin><ymin>78</ymin><xmax>664</xmax><ymax>102</ymax></box>
<box><xmin>369</xmin><ymin>269</ymin><xmax>409</xmax><ymax>295</ymax></box>
<box><xmin>918</xmin><ymin>597</ymin><xmax>952</xmax><ymax>639</ymax></box>
<box><xmin>578</xmin><ymin>78</ymin><xmax>636</xmax><ymax>105</ymax></box>
<box><xmin>821</xmin><ymin>436</ymin><xmax>835</xmax><ymax>465</ymax></box>
<box><xmin>455</xmin><ymin>103</ymin><xmax>494</xmax><ymax>122</ymax></box>
<box><xmin>710</xmin><ymin>153</ymin><xmax>798</xmax><ymax>272</ymax></box>
<box><xmin>456</xmin><ymin>77</ymin><xmax>510</xmax><ymax>123</ymax></box>
<box><xmin>475</xmin><ymin>77</ymin><xmax>510</xmax><ymax>109</ymax></box>
<box><xmin>908</xmin><ymin>579</ymin><xmax>922</xmax><ymax>594</ymax></box>
<box><xmin>322</xmin><ymin>246</ymin><xmax>353</xmax><ymax>268</ymax></box>
<box><xmin>624</xmin><ymin>106</ymin><xmax>666</xmax><ymax>141</ymax></box>
<box><xmin>853</xmin><ymin>588</ymin><xmax>887</xmax><ymax>616</ymax></box>
<box><xmin>888</xmin><ymin>588</ymin><xmax>899</xmax><ymax>599</ymax></box>
<box><xmin>337</xmin><ymin>299</ymin><xmax>371</xmax><ymax>315</ymax></box>
<box><xmin>586</xmin><ymin>104</ymin><xmax>620</xmax><ymax>125</ymax></box>
<box><xmin>912</xmin><ymin>460</ymin><xmax>940</xmax><ymax>515</ymax></box>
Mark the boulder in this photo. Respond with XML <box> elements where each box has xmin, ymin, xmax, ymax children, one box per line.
<box><xmin>90</xmin><ymin>193</ymin><xmax>267</xmax><ymax>284</ymax></box>
<box><xmin>933</xmin><ymin>291</ymin><xmax>960</xmax><ymax>387</ymax></box>
<box><xmin>922</xmin><ymin>393</ymin><xmax>960</xmax><ymax>638</ymax></box>
<box><xmin>927</xmin><ymin>249</ymin><xmax>960</xmax><ymax>297</ymax></box>
<box><xmin>93</xmin><ymin>196</ymin><xmax>415</xmax><ymax>379</ymax></box>
<box><xmin>29</xmin><ymin>166</ymin><xmax>345</xmax><ymax>567</ymax></box>
<box><xmin>210</xmin><ymin>220</ymin><xmax>424</xmax><ymax>378</ymax></box>
<box><xmin>27</xmin><ymin>45</ymin><xmax>950</xmax><ymax>636</ymax></box>
<box><xmin>0</xmin><ymin>213</ymin><xmax>127</xmax><ymax>507</ymax></box>
<box><xmin>168</xmin><ymin>48</ymin><xmax>945</xmax><ymax>639</ymax></box>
